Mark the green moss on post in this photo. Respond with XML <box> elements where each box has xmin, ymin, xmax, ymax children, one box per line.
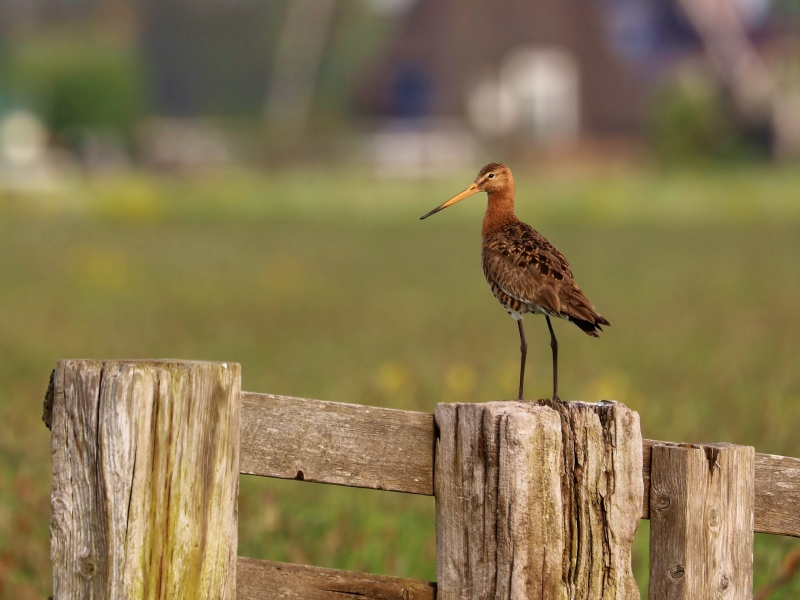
<box><xmin>49</xmin><ymin>359</ymin><xmax>241</xmax><ymax>600</ymax></box>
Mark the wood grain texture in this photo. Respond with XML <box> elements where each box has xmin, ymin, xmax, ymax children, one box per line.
<box><xmin>752</xmin><ymin>452</ymin><xmax>800</xmax><ymax>537</ymax></box>
<box><xmin>648</xmin><ymin>443</ymin><xmax>754</xmax><ymax>600</ymax></box>
<box><xmin>643</xmin><ymin>441</ymin><xmax>800</xmax><ymax>538</ymax></box>
<box><xmin>50</xmin><ymin>359</ymin><xmax>241</xmax><ymax>600</ymax></box>
<box><xmin>434</xmin><ymin>402</ymin><xmax>564</xmax><ymax>599</ymax></box>
<box><xmin>238</xmin><ymin>394</ymin><xmax>800</xmax><ymax>538</ymax></box>
<box><xmin>236</xmin><ymin>557</ymin><xmax>436</xmax><ymax>600</ymax></box>
<box><xmin>239</xmin><ymin>392</ymin><xmax>434</xmax><ymax>495</ymax></box>
<box><xmin>545</xmin><ymin>399</ymin><xmax>643</xmax><ymax>600</ymax></box>
<box><xmin>642</xmin><ymin>439</ymin><xmax>655</xmax><ymax>519</ymax></box>
<box><xmin>435</xmin><ymin>400</ymin><xmax>642</xmax><ymax>600</ymax></box>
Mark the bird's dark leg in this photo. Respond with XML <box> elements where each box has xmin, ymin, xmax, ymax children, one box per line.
<box><xmin>517</xmin><ymin>319</ymin><xmax>527</xmax><ymax>401</ymax></box>
<box><xmin>545</xmin><ymin>316</ymin><xmax>559</xmax><ymax>401</ymax></box>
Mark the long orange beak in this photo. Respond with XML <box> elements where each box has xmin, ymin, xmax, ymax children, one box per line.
<box><xmin>420</xmin><ymin>183</ymin><xmax>481</xmax><ymax>220</ymax></box>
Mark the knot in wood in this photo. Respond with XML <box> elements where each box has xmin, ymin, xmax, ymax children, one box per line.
<box><xmin>79</xmin><ymin>556</ymin><xmax>96</xmax><ymax>579</ymax></box>
<box><xmin>655</xmin><ymin>494</ymin><xmax>671</xmax><ymax>511</ymax></box>
<box><xmin>669</xmin><ymin>564</ymin><xmax>685</xmax><ymax>579</ymax></box>
<box><xmin>718</xmin><ymin>574</ymin><xmax>730</xmax><ymax>591</ymax></box>
<box><xmin>708</xmin><ymin>506</ymin><xmax>720</xmax><ymax>527</ymax></box>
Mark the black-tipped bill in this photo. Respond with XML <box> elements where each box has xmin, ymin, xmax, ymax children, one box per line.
<box><xmin>420</xmin><ymin>183</ymin><xmax>480</xmax><ymax>220</ymax></box>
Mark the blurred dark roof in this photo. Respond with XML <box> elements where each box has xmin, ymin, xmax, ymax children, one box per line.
<box><xmin>142</xmin><ymin>1</ymin><xmax>277</xmax><ymax>116</ymax></box>
<box><xmin>353</xmin><ymin>0</ymin><xmax>653</xmax><ymax>133</ymax></box>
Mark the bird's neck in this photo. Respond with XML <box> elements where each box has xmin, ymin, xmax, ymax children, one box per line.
<box><xmin>482</xmin><ymin>190</ymin><xmax>517</xmax><ymax>236</ymax></box>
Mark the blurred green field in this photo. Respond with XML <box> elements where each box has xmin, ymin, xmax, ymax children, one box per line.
<box><xmin>1</xmin><ymin>165</ymin><xmax>799</xmax><ymax>598</ymax></box>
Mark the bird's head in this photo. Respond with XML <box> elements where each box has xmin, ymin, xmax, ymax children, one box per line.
<box><xmin>420</xmin><ymin>163</ymin><xmax>513</xmax><ymax>220</ymax></box>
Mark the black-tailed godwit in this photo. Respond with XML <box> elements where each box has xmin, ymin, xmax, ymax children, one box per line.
<box><xmin>421</xmin><ymin>163</ymin><xmax>610</xmax><ymax>401</ymax></box>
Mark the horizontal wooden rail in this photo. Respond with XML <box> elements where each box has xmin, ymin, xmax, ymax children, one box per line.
<box><xmin>240</xmin><ymin>392</ymin><xmax>434</xmax><ymax>494</ymax></box>
<box><xmin>240</xmin><ymin>392</ymin><xmax>800</xmax><ymax>538</ymax></box>
<box><xmin>237</xmin><ymin>557</ymin><xmax>436</xmax><ymax>600</ymax></box>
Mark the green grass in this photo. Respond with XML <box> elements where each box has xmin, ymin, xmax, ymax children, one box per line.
<box><xmin>1</xmin><ymin>165</ymin><xmax>799</xmax><ymax>597</ymax></box>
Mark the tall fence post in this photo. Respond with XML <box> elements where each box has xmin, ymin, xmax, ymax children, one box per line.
<box><xmin>434</xmin><ymin>400</ymin><xmax>643</xmax><ymax>600</ymax></box>
<box><xmin>49</xmin><ymin>359</ymin><xmax>241</xmax><ymax>600</ymax></box>
<box><xmin>648</xmin><ymin>442</ymin><xmax>754</xmax><ymax>600</ymax></box>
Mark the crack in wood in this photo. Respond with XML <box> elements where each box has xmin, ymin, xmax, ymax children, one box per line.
<box><xmin>435</xmin><ymin>400</ymin><xmax>641</xmax><ymax>599</ymax></box>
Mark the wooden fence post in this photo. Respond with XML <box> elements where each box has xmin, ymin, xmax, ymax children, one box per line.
<box><xmin>648</xmin><ymin>443</ymin><xmax>755</xmax><ymax>600</ymax></box>
<box><xmin>435</xmin><ymin>400</ymin><xmax>643</xmax><ymax>600</ymax></box>
<box><xmin>49</xmin><ymin>359</ymin><xmax>241</xmax><ymax>600</ymax></box>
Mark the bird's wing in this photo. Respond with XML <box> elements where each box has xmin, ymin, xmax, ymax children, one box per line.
<box><xmin>483</xmin><ymin>223</ymin><xmax>609</xmax><ymax>326</ymax></box>
<box><xmin>483</xmin><ymin>243</ymin><xmax>562</xmax><ymax>314</ymax></box>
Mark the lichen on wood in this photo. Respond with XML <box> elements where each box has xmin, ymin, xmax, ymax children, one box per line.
<box><xmin>49</xmin><ymin>359</ymin><xmax>241</xmax><ymax>600</ymax></box>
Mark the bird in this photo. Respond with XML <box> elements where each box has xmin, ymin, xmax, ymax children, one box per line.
<box><xmin>420</xmin><ymin>163</ymin><xmax>610</xmax><ymax>401</ymax></box>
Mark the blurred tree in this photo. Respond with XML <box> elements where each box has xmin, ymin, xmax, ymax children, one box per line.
<box><xmin>3</xmin><ymin>35</ymin><xmax>146</xmax><ymax>143</ymax></box>
<box><xmin>648</xmin><ymin>60</ymin><xmax>770</xmax><ymax>164</ymax></box>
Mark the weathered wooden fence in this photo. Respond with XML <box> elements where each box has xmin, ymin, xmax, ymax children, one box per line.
<box><xmin>44</xmin><ymin>359</ymin><xmax>800</xmax><ymax>599</ymax></box>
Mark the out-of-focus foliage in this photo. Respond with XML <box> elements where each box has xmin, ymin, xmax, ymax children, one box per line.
<box><xmin>773</xmin><ymin>0</ymin><xmax>800</xmax><ymax>16</ymax></box>
<box><xmin>648</xmin><ymin>63</ymin><xmax>767</xmax><ymax>164</ymax></box>
<box><xmin>2</xmin><ymin>35</ymin><xmax>146</xmax><ymax>141</ymax></box>
<box><xmin>7</xmin><ymin>164</ymin><xmax>800</xmax><ymax>225</ymax></box>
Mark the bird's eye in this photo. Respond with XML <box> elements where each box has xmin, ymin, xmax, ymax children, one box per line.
<box><xmin>488</xmin><ymin>173</ymin><xmax>495</xmax><ymax>179</ymax></box>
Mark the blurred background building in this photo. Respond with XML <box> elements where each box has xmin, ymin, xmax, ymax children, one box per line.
<box><xmin>0</xmin><ymin>0</ymin><xmax>798</xmax><ymax>181</ymax></box>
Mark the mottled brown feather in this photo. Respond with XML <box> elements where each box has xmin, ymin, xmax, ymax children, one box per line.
<box><xmin>482</xmin><ymin>220</ymin><xmax>610</xmax><ymax>336</ymax></box>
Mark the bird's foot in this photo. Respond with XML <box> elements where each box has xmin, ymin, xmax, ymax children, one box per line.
<box><xmin>537</xmin><ymin>395</ymin><xmax>565</xmax><ymax>409</ymax></box>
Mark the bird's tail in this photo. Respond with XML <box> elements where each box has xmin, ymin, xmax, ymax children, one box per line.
<box><xmin>561</xmin><ymin>285</ymin><xmax>611</xmax><ymax>337</ymax></box>
<box><xmin>569</xmin><ymin>315</ymin><xmax>609</xmax><ymax>338</ymax></box>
